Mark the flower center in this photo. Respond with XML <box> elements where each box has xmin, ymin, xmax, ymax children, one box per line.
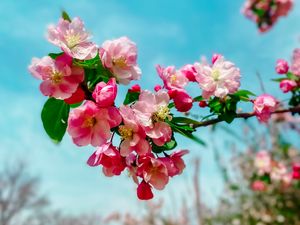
<box><xmin>112</xmin><ymin>57</ymin><xmax>127</xmax><ymax>68</ymax></box>
<box><xmin>212</xmin><ymin>69</ymin><xmax>221</xmax><ymax>81</ymax></box>
<box><xmin>84</xmin><ymin>117</ymin><xmax>96</xmax><ymax>128</ymax></box>
<box><xmin>65</xmin><ymin>34</ymin><xmax>81</xmax><ymax>48</ymax></box>
<box><xmin>152</xmin><ymin>105</ymin><xmax>171</xmax><ymax>122</ymax></box>
<box><xmin>170</xmin><ymin>74</ymin><xmax>177</xmax><ymax>83</ymax></box>
<box><xmin>51</xmin><ymin>71</ymin><xmax>63</xmax><ymax>84</ymax></box>
<box><xmin>119</xmin><ymin>125</ymin><xmax>133</xmax><ymax>140</ymax></box>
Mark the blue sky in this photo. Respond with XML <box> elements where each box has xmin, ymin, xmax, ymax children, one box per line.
<box><xmin>0</xmin><ymin>0</ymin><xmax>300</xmax><ymax>217</ymax></box>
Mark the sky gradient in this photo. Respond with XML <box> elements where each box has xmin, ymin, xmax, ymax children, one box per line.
<box><xmin>0</xmin><ymin>0</ymin><xmax>300</xmax><ymax>217</ymax></box>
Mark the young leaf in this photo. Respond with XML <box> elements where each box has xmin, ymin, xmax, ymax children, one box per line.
<box><xmin>62</xmin><ymin>11</ymin><xmax>71</xmax><ymax>22</ymax></box>
<box><xmin>152</xmin><ymin>139</ymin><xmax>177</xmax><ymax>153</ymax></box>
<box><xmin>193</xmin><ymin>95</ymin><xmax>204</xmax><ymax>102</ymax></box>
<box><xmin>123</xmin><ymin>91</ymin><xmax>140</xmax><ymax>105</ymax></box>
<box><xmin>48</xmin><ymin>52</ymin><xmax>63</xmax><ymax>59</ymax></box>
<box><xmin>171</xmin><ymin>117</ymin><xmax>201</xmax><ymax>125</ymax></box>
<box><xmin>41</xmin><ymin>98</ymin><xmax>70</xmax><ymax>143</ymax></box>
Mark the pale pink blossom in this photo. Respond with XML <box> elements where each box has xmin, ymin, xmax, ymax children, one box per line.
<box><xmin>137</xmin><ymin>180</ymin><xmax>153</xmax><ymax>200</ymax></box>
<box><xmin>291</xmin><ymin>48</ymin><xmax>300</xmax><ymax>76</ymax></box>
<box><xmin>195</xmin><ymin>55</ymin><xmax>241</xmax><ymax>99</ymax></box>
<box><xmin>279</xmin><ymin>79</ymin><xmax>297</xmax><ymax>93</ymax></box>
<box><xmin>67</xmin><ymin>101</ymin><xmax>122</xmax><ymax>147</ymax></box>
<box><xmin>118</xmin><ymin>105</ymin><xmax>151</xmax><ymax>157</ymax></box>
<box><xmin>159</xmin><ymin>150</ymin><xmax>189</xmax><ymax>177</ymax></box>
<box><xmin>92</xmin><ymin>78</ymin><xmax>117</xmax><ymax>107</ymax></box>
<box><xmin>87</xmin><ymin>142</ymin><xmax>126</xmax><ymax>177</ymax></box>
<box><xmin>132</xmin><ymin>90</ymin><xmax>172</xmax><ymax>146</ymax></box>
<box><xmin>137</xmin><ymin>155</ymin><xmax>169</xmax><ymax>190</ymax></box>
<box><xmin>47</xmin><ymin>17</ymin><xmax>97</xmax><ymax>60</ymax></box>
<box><xmin>253</xmin><ymin>94</ymin><xmax>278</xmax><ymax>123</ymax></box>
<box><xmin>276</xmin><ymin>59</ymin><xmax>289</xmax><ymax>74</ymax></box>
<box><xmin>254</xmin><ymin>151</ymin><xmax>272</xmax><ymax>174</ymax></box>
<box><xmin>100</xmin><ymin>36</ymin><xmax>141</xmax><ymax>85</ymax></box>
<box><xmin>28</xmin><ymin>54</ymin><xmax>84</xmax><ymax>99</ymax></box>
<box><xmin>156</xmin><ymin>65</ymin><xmax>188</xmax><ymax>90</ymax></box>
<box><xmin>180</xmin><ymin>64</ymin><xmax>197</xmax><ymax>82</ymax></box>
<box><xmin>270</xmin><ymin>162</ymin><xmax>288</xmax><ymax>182</ymax></box>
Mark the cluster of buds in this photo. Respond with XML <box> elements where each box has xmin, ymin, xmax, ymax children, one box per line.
<box><xmin>242</xmin><ymin>0</ymin><xmax>293</xmax><ymax>32</ymax></box>
<box><xmin>28</xmin><ymin>12</ymin><xmax>295</xmax><ymax>201</ymax></box>
<box><xmin>251</xmin><ymin>151</ymin><xmax>300</xmax><ymax>192</ymax></box>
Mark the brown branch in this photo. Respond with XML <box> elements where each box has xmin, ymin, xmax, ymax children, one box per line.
<box><xmin>192</xmin><ymin>106</ymin><xmax>300</xmax><ymax>129</ymax></box>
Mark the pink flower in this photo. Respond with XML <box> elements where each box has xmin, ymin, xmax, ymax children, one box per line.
<box><xmin>47</xmin><ymin>17</ymin><xmax>97</xmax><ymax>60</ymax></box>
<box><xmin>212</xmin><ymin>53</ymin><xmax>222</xmax><ymax>64</ymax></box>
<box><xmin>292</xmin><ymin>163</ymin><xmax>300</xmax><ymax>180</ymax></box>
<box><xmin>128</xmin><ymin>84</ymin><xmax>141</xmax><ymax>93</ymax></box>
<box><xmin>87</xmin><ymin>143</ymin><xmax>126</xmax><ymax>177</ymax></box>
<box><xmin>180</xmin><ymin>64</ymin><xmax>197</xmax><ymax>82</ymax></box>
<box><xmin>279</xmin><ymin>79</ymin><xmax>297</xmax><ymax>93</ymax></box>
<box><xmin>137</xmin><ymin>180</ymin><xmax>153</xmax><ymax>200</ymax></box>
<box><xmin>137</xmin><ymin>155</ymin><xmax>169</xmax><ymax>190</ymax></box>
<box><xmin>159</xmin><ymin>150</ymin><xmax>189</xmax><ymax>177</ymax></box>
<box><xmin>67</xmin><ymin>101</ymin><xmax>122</xmax><ymax>147</ymax></box>
<box><xmin>276</xmin><ymin>0</ymin><xmax>293</xmax><ymax>17</ymax></box>
<box><xmin>276</xmin><ymin>59</ymin><xmax>289</xmax><ymax>74</ymax></box>
<box><xmin>100</xmin><ymin>36</ymin><xmax>141</xmax><ymax>85</ymax></box>
<box><xmin>254</xmin><ymin>151</ymin><xmax>272</xmax><ymax>175</ymax></box>
<box><xmin>132</xmin><ymin>90</ymin><xmax>172</xmax><ymax>146</ymax></box>
<box><xmin>172</xmin><ymin>89</ymin><xmax>193</xmax><ymax>112</ymax></box>
<box><xmin>156</xmin><ymin>65</ymin><xmax>188</xmax><ymax>90</ymax></box>
<box><xmin>195</xmin><ymin>55</ymin><xmax>241</xmax><ymax>99</ymax></box>
<box><xmin>154</xmin><ymin>85</ymin><xmax>162</xmax><ymax>92</ymax></box>
<box><xmin>291</xmin><ymin>48</ymin><xmax>300</xmax><ymax>76</ymax></box>
<box><xmin>118</xmin><ymin>105</ymin><xmax>151</xmax><ymax>157</ymax></box>
<box><xmin>253</xmin><ymin>94</ymin><xmax>278</xmax><ymax>123</ymax></box>
<box><xmin>28</xmin><ymin>54</ymin><xmax>84</xmax><ymax>99</ymax></box>
<box><xmin>251</xmin><ymin>180</ymin><xmax>267</xmax><ymax>192</ymax></box>
<box><xmin>92</xmin><ymin>78</ymin><xmax>117</xmax><ymax>107</ymax></box>
<box><xmin>270</xmin><ymin>163</ymin><xmax>288</xmax><ymax>181</ymax></box>
<box><xmin>64</xmin><ymin>86</ymin><xmax>85</xmax><ymax>104</ymax></box>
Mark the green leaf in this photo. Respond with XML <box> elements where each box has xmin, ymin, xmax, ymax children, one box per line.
<box><xmin>48</xmin><ymin>52</ymin><xmax>63</xmax><ymax>59</ymax></box>
<box><xmin>41</xmin><ymin>98</ymin><xmax>70</xmax><ymax>143</ymax></box>
<box><xmin>272</xmin><ymin>78</ymin><xmax>286</xmax><ymax>82</ymax></box>
<box><xmin>168</xmin><ymin>102</ymin><xmax>175</xmax><ymax>109</ymax></box>
<box><xmin>61</xmin><ymin>11</ymin><xmax>71</xmax><ymax>22</ymax></box>
<box><xmin>152</xmin><ymin>139</ymin><xmax>177</xmax><ymax>153</ymax></box>
<box><xmin>123</xmin><ymin>91</ymin><xmax>140</xmax><ymax>105</ymax></box>
<box><xmin>193</xmin><ymin>95</ymin><xmax>204</xmax><ymax>102</ymax></box>
<box><xmin>170</xmin><ymin>123</ymin><xmax>205</xmax><ymax>146</ymax></box>
<box><xmin>232</xmin><ymin>89</ymin><xmax>256</xmax><ymax>98</ymax></box>
<box><xmin>73</xmin><ymin>54</ymin><xmax>101</xmax><ymax>69</ymax></box>
<box><xmin>286</xmin><ymin>72</ymin><xmax>299</xmax><ymax>81</ymax></box>
<box><xmin>171</xmin><ymin>117</ymin><xmax>201</xmax><ymax>125</ymax></box>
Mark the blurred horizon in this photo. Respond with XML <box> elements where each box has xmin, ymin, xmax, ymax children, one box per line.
<box><xmin>0</xmin><ymin>0</ymin><xmax>300</xmax><ymax>218</ymax></box>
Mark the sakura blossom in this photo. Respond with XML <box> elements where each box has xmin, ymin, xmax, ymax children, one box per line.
<box><xmin>118</xmin><ymin>105</ymin><xmax>150</xmax><ymax>157</ymax></box>
<box><xmin>28</xmin><ymin>54</ymin><xmax>84</xmax><ymax>99</ymax></box>
<box><xmin>132</xmin><ymin>90</ymin><xmax>172</xmax><ymax>146</ymax></box>
<box><xmin>171</xmin><ymin>89</ymin><xmax>193</xmax><ymax>112</ymax></box>
<box><xmin>92</xmin><ymin>78</ymin><xmax>117</xmax><ymax>107</ymax></box>
<box><xmin>291</xmin><ymin>48</ymin><xmax>300</xmax><ymax>76</ymax></box>
<box><xmin>67</xmin><ymin>101</ymin><xmax>122</xmax><ymax>147</ymax></box>
<box><xmin>156</xmin><ymin>65</ymin><xmax>189</xmax><ymax>90</ymax></box>
<box><xmin>251</xmin><ymin>180</ymin><xmax>267</xmax><ymax>192</ymax></box>
<box><xmin>87</xmin><ymin>142</ymin><xmax>126</xmax><ymax>177</ymax></box>
<box><xmin>47</xmin><ymin>17</ymin><xmax>97</xmax><ymax>60</ymax></box>
<box><xmin>100</xmin><ymin>36</ymin><xmax>141</xmax><ymax>85</ymax></box>
<box><xmin>195</xmin><ymin>55</ymin><xmax>241</xmax><ymax>99</ymax></box>
<box><xmin>159</xmin><ymin>150</ymin><xmax>189</xmax><ymax>177</ymax></box>
<box><xmin>180</xmin><ymin>64</ymin><xmax>197</xmax><ymax>82</ymax></box>
<box><xmin>253</xmin><ymin>94</ymin><xmax>278</xmax><ymax>123</ymax></box>
<box><xmin>254</xmin><ymin>151</ymin><xmax>272</xmax><ymax>174</ymax></box>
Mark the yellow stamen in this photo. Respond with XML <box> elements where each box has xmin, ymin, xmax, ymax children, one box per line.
<box><xmin>212</xmin><ymin>69</ymin><xmax>221</xmax><ymax>81</ymax></box>
<box><xmin>65</xmin><ymin>34</ymin><xmax>81</xmax><ymax>48</ymax></box>
<box><xmin>84</xmin><ymin>117</ymin><xmax>96</xmax><ymax>128</ymax></box>
<box><xmin>170</xmin><ymin>74</ymin><xmax>177</xmax><ymax>83</ymax></box>
<box><xmin>51</xmin><ymin>71</ymin><xmax>63</xmax><ymax>84</ymax></box>
<box><xmin>152</xmin><ymin>105</ymin><xmax>171</xmax><ymax>122</ymax></box>
<box><xmin>119</xmin><ymin>125</ymin><xmax>133</xmax><ymax>140</ymax></box>
<box><xmin>112</xmin><ymin>57</ymin><xmax>127</xmax><ymax>69</ymax></box>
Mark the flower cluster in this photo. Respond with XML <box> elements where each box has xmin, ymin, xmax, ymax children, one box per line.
<box><xmin>242</xmin><ymin>0</ymin><xmax>293</xmax><ymax>33</ymax></box>
<box><xmin>28</xmin><ymin>12</ymin><xmax>300</xmax><ymax>201</ymax></box>
<box><xmin>251</xmin><ymin>150</ymin><xmax>299</xmax><ymax>192</ymax></box>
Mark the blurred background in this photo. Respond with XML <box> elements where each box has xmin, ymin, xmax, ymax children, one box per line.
<box><xmin>0</xmin><ymin>0</ymin><xmax>300</xmax><ymax>224</ymax></box>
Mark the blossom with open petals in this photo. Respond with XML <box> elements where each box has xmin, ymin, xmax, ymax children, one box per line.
<box><xmin>28</xmin><ymin>54</ymin><xmax>84</xmax><ymax>99</ymax></box>
<box><xmin>67</xmin><ymin>101</ymin><xmax>122</xmax><ymax>147</ymax></box>
<box><xmin>195</xmin><ymin>55</ymin><xmax>241</xmax><ymax>99</ymax></box>
<box><xmin>156</xmin><ymin>65</ymin><xmax>188</xmax><ymax>90</ymax></box>
<box><xmin>253</xmin><ymin>94</ymin><xmax>278</xmax><ymax>123</ymax></box>
<box><xmin>132</xmin><ymin>90</ymin><xmax>172</xmax><ymax>146</ymax></box>
<box><xmin>100</xmin><ymin>36</ymin><xmax>141</xmax><ymax>85</ymax></box>
<box><xmin>159</xmin><ymin>150</ymin><xmax>189</xmax><ymax>177</ymax></box>
<box><xmin>118</xmin><ymin>105</ymin><xmax>151</xmax><ymax>157</ymax></box>
<box><xmin>47</xmin><ymin>17</ymin><xmax>97</xmax><ymax>60</ymax></box>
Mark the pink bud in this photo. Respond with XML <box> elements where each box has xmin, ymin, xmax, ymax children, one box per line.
<box><xmin>212</xmin><ymin>53</ymin><xmax>222</xmax><ymax>64</ymax></box>
<box><xmin>279</xmin><ymin>79</ymin><xmax>297</xmax><ymax>93</ymax></box>
<box><xmin>198</xmin><ymin>100</ymin><xmax>207</xmax><ymax>108</ymax></box>
<box><xmin>154</xmin><ymin>85</ymin><xmax>162</xmax><ymax>92</ymax></box>
<box><xmin>92</xmin><ymin>78</ymin><xmax>117</xmax><ymax>107</ymax></box>
<box><xmin>173</xmin><ymin>90</ymin><xmax>193</xmax><ymax>112</ymax></box>
<box><xmin>180</xmin><ymin>64</ymin><xmax>197</xmax><ymax>82</ymax></box>
<box><xmin>276</xmin><ymin>59</ymin><xmax>289</xmax><ymax>74</ymax></box>
<box><xmin>253</xmin><ymin>94</ymin><xmax>278</xmax><ymax>123</ymax></box>
<box><xmin>292</xmin><ymin>163</ymin><xmax>300</xmax><ymax>180</ymax></box>
<box><xmin>167</xmin><ymin>89</ymin><xmax>177</xmax><ymax>99</ymax></box>
<box><xmin>128</xmin><ymin>84</ymin><xmax>141</xmax><ymax>93</ymax></box>
<box><xmin>251</xmin><ymin>180</ymin><xmax>267</xmax><ymax>192</ymax></box>
<box><xmin>137</xmin><ymin>181</ymin><xmax>153</xmax><ymax>200</ymax></box>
